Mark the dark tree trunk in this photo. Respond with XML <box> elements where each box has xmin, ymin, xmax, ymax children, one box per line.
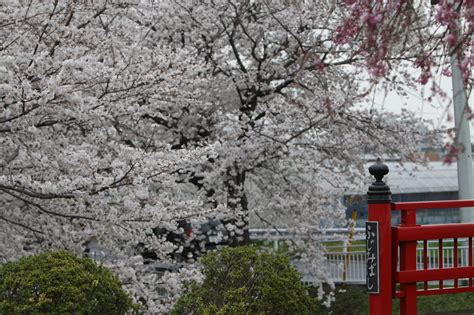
<box><xmin>225</xmin><ymin>166</ymin><xmax>250</xmax><ymax>245</ymax></box>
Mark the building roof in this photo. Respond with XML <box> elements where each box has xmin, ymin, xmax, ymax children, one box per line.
<box><xmin>381</xmin><ymin>161</ymin><xmax>459</xmax><ymax>194</ymax></box>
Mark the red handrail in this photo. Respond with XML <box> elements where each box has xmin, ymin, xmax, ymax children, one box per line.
<box><xmin>392</xmin><ymin>199</ymin><xmax>474</xmax><ymax>210</ymax></box>
<box><xmin>396</xmin><ymin>223</ymin><xmax>474</xmax><ymax>240</ymax></box>
<box><xmin>396</xmin><ymin>266</ymin><xmax>474</xmax><ymax>283</ymax></box>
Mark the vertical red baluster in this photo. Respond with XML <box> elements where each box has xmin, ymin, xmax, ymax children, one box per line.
<box><xmin>454</xmin><ymin>238</ymin><xmax>458</xmax><ymax>288</ymax></box>
<box><xmin>423</xmin><ymin>240</ymin><xmax>428</xmax><ymax>291</ymax></box>
<box><xmin>400</xmin><ymin>209</ymin><xmax>417</xmax><ymax>315</ymax></box>
<box><xmin>439</xmin><ymin>239</ymin><xmax>443</xmax><ymax>289</ymax></box>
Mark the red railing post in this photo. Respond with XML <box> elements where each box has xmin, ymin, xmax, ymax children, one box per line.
<box><xmin>399</xmin><ymin>209</ymin><xmax>418</xmax><ymax>315</ymax></box>
<box><xmin>389</xmin><ymin>199</ymin><xmax>474</xmax><ymax>309</ymax></box>
<box><xmin>367</xmin><ymin>159</ymin><xmax>393</xmax><ymax>314</ymax></box>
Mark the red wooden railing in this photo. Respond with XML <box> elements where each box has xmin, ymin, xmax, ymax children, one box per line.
<box><xmin>391</xmin><ymin>200</ymin><xmax>474</xmax><ymax>315</ymax></box>
<box><xmin>367</xmin><ymin>159</ymin><xmax>474</xmax><ymax>315</ymax></box>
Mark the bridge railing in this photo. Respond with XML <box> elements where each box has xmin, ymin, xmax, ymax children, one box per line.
<box><xmin>392</xmin><ymin>200</ymin><xmax>474</xmax><ymax>314</ymax></box>
<box><xmin>322</xmin><ymin>242</ymin><xmax>474</xmax><ymax>284</ymax></box>
<box><xmin>367</xmin><ymin>158</ymin><xmax>474</xmax><ymax>315</ymax></box>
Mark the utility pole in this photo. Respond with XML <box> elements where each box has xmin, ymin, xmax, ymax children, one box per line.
<box><xmin>450</xmin><ymin>13</ymin><xmax>474</xmax><ymax>222</ymax></box>
<box><xmin>432</xmin><ymin>0</ymin><xmax>474</xmax><ymax>221</ymax></box>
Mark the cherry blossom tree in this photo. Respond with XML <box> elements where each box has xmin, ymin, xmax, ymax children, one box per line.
<box><xmin>0</xmin><ymin>1</ymin><xmax>205</xmax><ymax>311</ymax></box>
<box><xmin>335</xmin><ymin>0</ymin><xmax>473</xmax><ymax>162</ymax></box>
<box><xmin>0</xmin><ymin>0</ymin><xmax>441</xmax><ymax>312</ymax></box>
<box><xmin>336</xmin><ymin>0</ymin><xmax>472</xmax><ymax>84</ymax></box>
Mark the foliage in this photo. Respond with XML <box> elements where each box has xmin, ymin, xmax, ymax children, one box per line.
<box><xmin>336</xmin><ymin>0</ymin><xmax>473</xmax><ymax>85</ymax></box>
<box><xmin>0</xmin><ymin>251</ymin><xmax>136</xmax><ymax>314</ymax></box>
<box><xmin>171</xmin><ymin>246</ymin><xmax>317</xmax><ymax>315</ymax></box>
<box><xmin>315</xmin><ymin>284</ymin><xmax>474</xmax><ymax>315</ymax></box>
<box><xmin>414</xmin><ymin>290</ymin><xmax>474</xmax><ymax>314</ymax></box>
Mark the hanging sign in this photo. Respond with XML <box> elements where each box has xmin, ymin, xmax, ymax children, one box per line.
<box><xmin>366</xmin><ymin>221</ymin><xmax>379</xmax><ymax>294</ymax></box>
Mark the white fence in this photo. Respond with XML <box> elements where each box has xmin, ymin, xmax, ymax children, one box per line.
<box><xmin>324</xmin><ymin>248</ymin><xmax>366</xmax><ymax>283</ymax></box>
<box><xmin>249</xmin><ymin>229</ymin><xmax>474</xmax><ymax>284</ymax></box>
<box><xmin>324</xmin><ymin>242</ymin><xmax>473</xmax><ymax>284</ymax></box>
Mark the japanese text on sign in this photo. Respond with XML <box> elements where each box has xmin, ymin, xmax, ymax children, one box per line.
<box><xmin>366</xmin><ymin>221</ymin><xmax>379</xmax><ymax>294</ymax></box>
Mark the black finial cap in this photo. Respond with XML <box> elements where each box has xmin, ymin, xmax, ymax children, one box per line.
<box><xmin>369</xmin><ymin>158</ymin><xmax>389</xmax><ymax>182</ymax></box>
<box><xmin>367</xmin><ymin>158</ymin><xmax>391</xmax><ymax>204</ymax></box>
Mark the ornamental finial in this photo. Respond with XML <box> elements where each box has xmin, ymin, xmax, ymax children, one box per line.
<box><xmin>369</xmin><ymin>158</ymin><xmax>389</xmax><ymax>183</ymax></box>
<box><xmin>367</xmin><ymin>158</ymin><xmax>391</xmax><ymax>204</ymax></box>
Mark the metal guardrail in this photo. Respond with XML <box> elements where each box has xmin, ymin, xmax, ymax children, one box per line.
<box><xmin>249</xmin><ymin>227</ymin><xmax>365</xmax><ymax>251</ymax></box>
<box><xmin>249</xmin><ymin>227</ymin><xmax>366</xmax><ymax>239</ymax></box>
<box><xmin>313</xmin><ymin>243</ymin><xmax>473</xmax><ymax>284</ymax></box>
<box><xmin>250</xmin><ymin>229</ymin><xmax>474</xmax><ymax>284</ymax></box>
<box><xmin>325</xmin><ymin>251</ymin><xmax>367</xmax><ymax>283</ymax></box>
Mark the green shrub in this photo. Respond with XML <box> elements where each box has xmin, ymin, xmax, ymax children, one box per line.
<box><xmin>0</xmin><ymin>251</ymin><xmax>137</xmax><ymax>314</ymax></box>
<box><xmin>171</xmin><ymin>246</ymin><xmax>317</xmax><ymax>315</ymax></box>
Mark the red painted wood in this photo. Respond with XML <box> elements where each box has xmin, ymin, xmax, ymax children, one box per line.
<box><xmin>399</xmin><ymin>210</ymin><xmax>417</xmax><ymax>315</ymax></box>
<box><xmin>396</xmin><ymin>223</ymin><xmax>474</xmax><ymax>241</ymax></box>
<box><xmin>373</xmin><ymin>198</ymin><xmax>474</xmax><ymax>314</ymax></box>
<box><xmin>368</xmin><ymin>202</ymin><xmax>392</xmax><ymax>315</ymax></box>
<box><xmin>397</xmin><ymin>266</ymin><xmax>474</xmax><ymax>283</ymax></box>
<box><xmin>392</xmin><ymin>200</ymin><xmax>474</xmax><ymax>210</ymax></box>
